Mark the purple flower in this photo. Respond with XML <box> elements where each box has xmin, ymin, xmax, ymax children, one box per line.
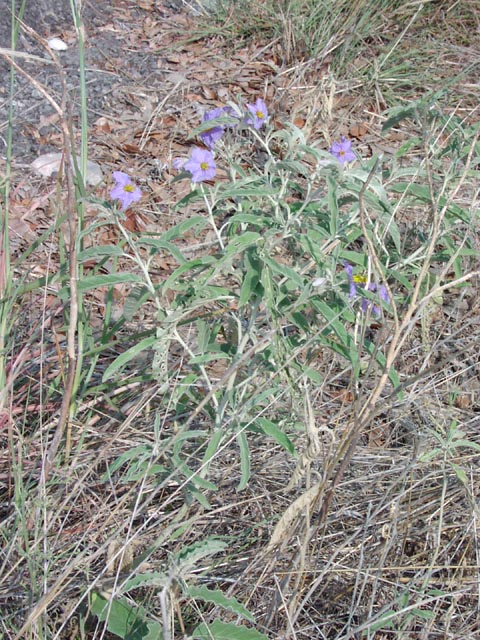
<box><xmin>361</xmin><ymin>283</ymin><xmax>382</xmax><ymax>315</ymax></box>
<box><xmin>344</xmin><ymin>262</ymin><xmax>389</xmax><ymax>316</ymax></box>
<box><xmin>378</xmin><ymin>284</ymin><xmax>390</xmax><ymax>304</ymax></box>
<box><xmin>343</xmin><ymin>261</ymin><xmax>357</xmax><ymax>299</ymax></box>
<box><xmin>200</xmin><ymin>107</ymin><xmax>225</xmax><ymax>149</ymax></box>
<box><xmin>110</xmin><ymin>171</ymin><xmax>142</xmax><ymax>210</ymax></box>
<box><xmin>172</xmin><ymin>157</ymin><xmax>186</xmax><ymax>170</ymax></box>
<box><xmin>245</xmin><ymin>98</ymin><xmax>268</xmax><ymax>130</ymax></box>
<box><xmin>330</xmin><ymin>137</ymin><xmax>356</xmax><ymax>164</ymax></box>
<box><xmin>184</xmin><ymin>147</ymin><xmax>216</xmax><ymax>183</ymax></box>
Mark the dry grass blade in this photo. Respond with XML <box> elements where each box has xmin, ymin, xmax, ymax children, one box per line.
<box><xmin>267</xmin><ymin>481</ymin><xmax>324</xmax><ymax>553</ymax></box>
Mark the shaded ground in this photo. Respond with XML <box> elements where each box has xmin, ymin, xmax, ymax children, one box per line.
<box><xmin>3</xmin><ymin>0</ymin><xmax>337</xmax><ymax>254</ymax></box>
<box><xmin>0</xmin><ymin>0</ymin><xmax>185</xmax><ymax>164</ymax></box>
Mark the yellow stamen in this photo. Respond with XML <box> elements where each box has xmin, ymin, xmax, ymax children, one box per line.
<box><xmin>123</xmin><ymin>184</ymin><xmax>134</xmax><ymax>192</ymax></box>
<box><xmin>353</xmin><ymin>274</ymin><xmax>367</xmax><ymax>284</ymax></box>
<box><xmin>256</xmin><ymin>111</ymin><xmax>264</xmax><ymax>119</ymax></box>
<box><xmin>200</xmin><ymin>161</ymin><xmax>208</xmax><ymax>170</ymax></box>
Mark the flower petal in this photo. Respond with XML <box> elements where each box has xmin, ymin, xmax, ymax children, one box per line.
<box><xmin>112</xmin><ymin>171</ymin><xmax>131</xmax><ymax>185</ymax></box>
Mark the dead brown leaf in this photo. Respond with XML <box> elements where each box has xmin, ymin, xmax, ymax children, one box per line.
<box><xmin>330</xmin><ymin>389</ymin><xmax>355</xmax><ymax>404</ymax></box>
<box><xmin>293</xmin><ymin>117</ymin><xmax>306</xmax><ymax>128</ymax></box>
<box><xmin>165</xmin><ymin>54</ymin><xmax>183</xmax><ymax>64</ymax></box>
<box><xmin>137</xmin><ymin>0</ymin><xmax>154</xmax><ymax>10</ymax></box>
<box><xmin>121</xmin><ymin>143</ymin><xmax>144</xmax><ymax>155</ymax></box>
<box><xmin>94</xmin><ymin>117</ymin><xmax>112</xmax><ymax>134</ymax></box>
<box><xmin>201</xmin><ymin>87</ymin><xmax>217</xmax><ymax>101</ymax></box>
<box><xmin>349</xmin><ymin>123</ymin><xmax>369</xmax><ymax>139</ymax></box>
<box><xmin>38</xmin><ymin>112</ymin><xmax>60</xmax><ymax>129</ymax></box>
<box><xmin>142</xmin><ymin>17</ymin><xmax>162</xmax><ymax>38</ymax></box>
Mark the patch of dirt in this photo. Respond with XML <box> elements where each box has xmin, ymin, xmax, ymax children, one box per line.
<box><xmin>3</xmin><ymin>0</ymin><xmax>317</xmax><ymax>259</ymax></box>
<box><xmin>0</xmin><ymin>0</ymin><xmax>187</xmax><ymax>165</ymax></box>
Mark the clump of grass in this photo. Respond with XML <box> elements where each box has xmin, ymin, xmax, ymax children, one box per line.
<box><xmin>210</xmin><ymin>0</ymin><xmax>480</xmax><ymax>110</ymax></box>
<box><xmin>1</xmin><ymin>1</ymin><xmax>479</xmax><ymax>639</ymax></box>
<box><xmin>210</xmin><ymin>0</ymin><xmax>406</xmax><ymax>65</ymax></box>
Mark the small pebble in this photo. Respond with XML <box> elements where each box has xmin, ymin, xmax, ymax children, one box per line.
<box><xmin>47</xmin><ymin>37</ymin><xmax>68</xmax><ymax>51</ymax></box>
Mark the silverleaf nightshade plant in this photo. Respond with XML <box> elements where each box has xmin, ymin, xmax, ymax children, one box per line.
<box><xmin>330</xmin><ymin>136</ymin><xmax>356</xmax><ymax>164</ymax></box>
<box><xmin>200</xmin><ymin>107</ymin><xmax>225</xmax><ymax>149</ymax></box>
<box><xmin>110</xmin><ymin>171</ymin><xmax>142</xmax><ymax>210</ymax></box>
<box><xmin>245</xmin><ymin>98</ymin><xmax>268</xmax><ymax>130</ymax></box>
<box><xmin>344</xmin><ymin>262</ymin><xmax>389</xmax><ymax>316</ymax></box>
<box><xmin>183</xmin><ymin>147</ymin><xmax>217</xmax><ymax>183</ymax></box>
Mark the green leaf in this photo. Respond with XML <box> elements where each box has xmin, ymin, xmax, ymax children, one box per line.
<box><xmin>362</xmin><ymin>339</ymin><xmax>401</xmax><ymax>392</ymax></box>
<box><xmin>79</xmin><ymin>217</ymin><xmax>116</xmax><ymax>240</ymax></box>
<box><xmin>448</xmin><ymin>439</ymin><xmax>480</xmax><ymax>452</ymax></box>
<box><xmin>253</xmin><ymin>418</ymin><xmax>295</xmax><ymax>454</ymax></box>
<box><xmin>411</xmin><ymin>608</ymin><xmax>435</xmax><ymax>620</ymax></box>
<box><xmin>172</xmin><ymin>432</ymin><xmax>218</xmax><ymax>491</ymax></box>
<box><xmin>202</xmin><ymin>430</ymin><xmax>225</xmax><ymax>472</ymax></box>
<box><xmin>313</xmin><ymin>300</ymin><xmax>360</xmax><ymax>371</ymax></box>
<box><xmin>381</xmin><ymin>104</ymin><xmax>418</xmax><ymax>133</ymax></box>
<box><xmin>418</xmin><ymin>448</ymin><xmax>442</xmax><ymax>463</ymax></box>
<box><xmin>327</xmin><ymin>175</ymin><xmax>338</xmax><ymax>238</ymax></box>
<box><xmin>184</xmin><ymin>586</ymin><xmax>255</xmax><ymax>622</ymax></box>
<box><xmin>192</xmin><ymin>619</ymin><xmax>269</xmax><ymax>640</ymax></box>
<box><xmin>450</xmin><ymin>463</ymin><xmax>468</xmax><ymax>485</ymax></box>
<box><xmin>78</xmin><ymin>245</ymin><xmax>125</xmax><ymax>261</ymax></box>
<box><xmin>289</xmin><ymin>311</ymin><xmax>310</xmax><ymax>332</ymax></box>
<box><xmin>139</xmin><ymin>238</ymin><xmax>187</xmax><ymax>265</ymax></box>
<box><xmin>100</xmin><ymin>441</ymin><xmax>161</xmax><ymax>482</ymax></box>
<box><xmin>389</xmin><ymin>183</ymin><xmax>468</xmax><ymax>223</ymax></box>
<box><xmin>338</xmin><ymin>250</ymin><xmax>367</xmax><ymax>268</ymax></box>
<box><xmin>217</xmin><ymin>183</ymin><xmax>273</xmax><ymax>200</ymax></box>
<box><xmin>160</xmin><ymin>215</ymin><xmax>208</xmax><ymax>241</ymax></box>
<box><xmin>302</xmin><ymin>366</ymin><xmax>323</xmax><ymax>384</ymax></box>
<box><xmin>102</xmin><ymin>335</ymin><xmax>156</xmax><ymax>381</ymax></box>
<box><xmin>174</xmin><ymin>190</ymin><xmax>204</xmax><ymax>210</ymax></box>
<box><xmin>125</xmin><ymin>463</ymin><xmax>167</xmax><ymax>483</ymax></box>
<box><xmin>122</xmin><ymin>571</ymin><xmax>169</xmax><ymax>593</ymax></box>
<box><xmin>225</xmin><ymin>213</ymin><xmax>271</xmax><ymax>227</ymax></box>
<box><xmin>224</xmin><ymin>232</ymin><xmax>261</xmax><ymax>257</ymax></box>
<box><xmin>381</xmin><ymin>212</ymin><xmax>401</xmax><ymax>253</ymax></box>
<box><xmin>90</xmin><ymin>593</ymin><xmax>163</xmax><ymax>640</ymax></box>
<box><xmin>76</xmin><ymin>273</ymin><xmax>144</xmax><ymax>293</ymax></box>
<box><xmin>162</xmin><ymin>255</ymin><xmax>217</xmax><ymax>290</ymax></box>
<box><xmin>395</xmin><ymin>136</ymin><xmax>422</xmax><ymax>158</ymax></box>
<box><xmin>345</xmin><ymin>168</ymin><xmax>389</xmax><ymax>205</ymax></box>
<box><xmin>189</xmin><ymin>352</ymin><xmax>231</xmax><ymax>365</ymax></box>
<box><xmin>274</xmin><ymin>159</ymin><xmax>311</xmax><ymax>177</ymax></box>
<box><xmin>188</xmin><ymin>485</ymin><xmax>212</xmax><ymax>509</ymax></box>
<box><xmin>190</xmin><ymin>114</ymin><xmax>239</xmax><ymax>136</ymax></box>
<box><xmin>261</xmin><ymin>260</ymin><xmax>275</xmax><ymax>310</ymax></box>
<box><xmin>123</xmin><ymin>286</ymin><xmax>151</xmax><ymax>321</ymax></box>
<box><xmin>364</xmin><ymin>610</ymin><xmax>396</xmax><ymax>633</ymax></box>
<box><xmin>261</xmin><ymin>255</ymin><xmax>304</xmax><ymax>288</ymax></box>
<box><xmin>175</xmin><ymin>539</ymin><xmax>227</xmax><ymax>574</ymax></box>
<box><xmin>387</xmin><ymin>266</ymin><xmax>414</xmax><ymax>291</ymax></box>
<box><xmin>236</xmin><ymin>431</ymin><xmax>250</xmax><ymax>491</ymax></box>
<box><xmin>239</xmin><ymin>246</ymin><xmax>262</xmax><ymax>308</ymax></box>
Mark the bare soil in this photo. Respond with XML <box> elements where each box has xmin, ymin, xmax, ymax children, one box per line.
<box><xmin>0</xmin><ymin>0</ymin><xmax>185</xmax><ymax>164</ymax></box>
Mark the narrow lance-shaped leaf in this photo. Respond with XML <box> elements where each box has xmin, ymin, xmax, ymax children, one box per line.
<box><xmin>184</xmin><ymin>585</ymin><xmax>255</xmax><ymax>622</ymax></box>
<box><xmin>102</xmin><ymin>335</ymin><xmax>157</xmax><ymax>382</ymax></box>
<box><xmin>236</xmin><ymin>431</ymin><xmax>250</xmax><ymax>491</ymax></box>
<box><xmin>90</xmin><ymin>593</ymin><xmax>163</xmax><ymax>640</ymax></box>
<box><xmin>192</xmin><ymin>619</ymin><xmax>269</xmax><ymax>640</ymax></box>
